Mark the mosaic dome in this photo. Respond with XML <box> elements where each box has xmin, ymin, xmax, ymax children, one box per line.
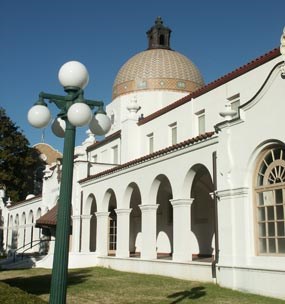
<box><xmin>112</xmin><ymin>48</ymin><xmax>204</xmax><ymax>99</ymax></box>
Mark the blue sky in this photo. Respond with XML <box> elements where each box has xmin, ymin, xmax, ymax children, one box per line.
<box><xmin>1</xmin><ymin>0</ymin><xmax>284</xmax><ymax>152</ymax></box>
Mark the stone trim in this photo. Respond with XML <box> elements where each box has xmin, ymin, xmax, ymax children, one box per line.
<box><xmin>112</xmin><ymin>78</ymin><xmax>201</xmax><ymax>99</ymax></box>
<box><xmin>170</xmin><ymin>198</ymin><xmax>194</xmax><ymax>207</ymax></box>
<box><xmin>216</xmin><ymin>187</ymin><xmax>249</xmax><ymax>199</ymax></box>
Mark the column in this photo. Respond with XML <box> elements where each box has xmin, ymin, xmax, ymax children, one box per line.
<box><xmin>2</xmin><ymin>226</ymin><xmax>8</xmax><ymax>252</ymax></box>
<box><xmin>171</xmin><ymin>198</ymin><xmax>194</xmax><ymax>262</ymax></box>
<box><xmin>12</xmin><ymin>226</ymin><xmax>18</xmax><ymax>250</ymax></box>
<box><xmin>95</xmin><ymin>212</ymin><xmax>110</xmax><ymax>256</ymax></box>
<box><xmin>25</xmin><ymin>224</ymin><xmax>33</xmax><ymax>252</ymax></box>
<box><xmin>71</xmin><ymin>215</ymin><xmax>81</xmax><ymax>252</ymax></box>
<box><xmin>115</xmin><ymin>208</ymin><xmax>132</xmax><ymax>258</ymax></box>
<box><xmin>6</xmin><ymin>226</ymin><xmax>12</xmax><ymax>252</ymax></box>
<box><xmin>139</xmin><ymin>204</ymin><xmax>158</xmax><ymax>260</ymax></box>
<box><xmin>33</xmin><ymin>223</ymin><xmax>41</xmax><ymax>252</ymax></box>
<box><xmin>80</xmin><ymin>215</ymin><xmax>92</xmax><ymax>252</ymax></box>
<box><xmin>18</xmin><ymin>225</ymin><xmax>24</xmax><ymax>251</ymax></box>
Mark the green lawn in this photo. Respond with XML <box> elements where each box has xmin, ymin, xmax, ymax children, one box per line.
<box><xmin>0</xmin><ymin>267</ymin><xmax>284</xmax><ymax>303</ymax></box>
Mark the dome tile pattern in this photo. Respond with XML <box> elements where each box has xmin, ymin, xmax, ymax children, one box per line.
<box><xmin>112</xmin><ymin>49</ymin><xmax>204</xmax><ymax>99</ymax></box>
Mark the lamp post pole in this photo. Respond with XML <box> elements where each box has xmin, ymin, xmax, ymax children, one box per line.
<box><xmin>27</xmin><ymin>61</ymin><xmax>111</xmax><ymax>304</ymax></box>
<box><xmin>49</xmin><ymin>119</ymin><xmax>75</xmax><ymax>303</ymax></box>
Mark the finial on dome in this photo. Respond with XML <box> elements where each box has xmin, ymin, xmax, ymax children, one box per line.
<box><xmin>155</xmin><ymin>16</ymin><xmax>163</xmax><ymax>25</ymax></box>
<box><xmin>147</xmin><ymin>17</ymin><xmax>172</xmax><ymax>50</ymax></box>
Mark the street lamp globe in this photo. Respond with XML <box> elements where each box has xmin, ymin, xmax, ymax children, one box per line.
<box><xmin>27</xmin><ymin>104</ymin><xmax>51</xmax><ymax>128</ymax></box>
<box><xmin>67</xmin><ymin>102</ymin><xmax>92</xmax><ymax>127</ymax></box>
<box><xmin>27</xmin><ymin>60</ymin><xmax>111</xmax><ymax>304</ymax></box>
<box><xmin>89</xmin><ymin>112</ymin><xmax>112</xmax><ymax>135</ymax></box>
<box><xmin>51</xmin><ymin>117</ymin><xmax>66</xmax><ymax>138</ymax></box>
<box><xmin>58</xmin><ymin>61</ymin><xmax>89</xmax><ymax>89</ymax></box>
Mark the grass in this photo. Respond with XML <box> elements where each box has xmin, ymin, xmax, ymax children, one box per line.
<box><xmin>0</xmin><ymin>267</ymin><xmax>284</xmax><ymax>303</ymax></box>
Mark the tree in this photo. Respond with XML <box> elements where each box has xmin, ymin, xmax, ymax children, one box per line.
<box><xmin>0</xmin><ymin>107</ymin><xmax>45</xmax><ymax>202</ymax></box>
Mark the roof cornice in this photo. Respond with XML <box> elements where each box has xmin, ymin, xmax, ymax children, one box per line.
<box><xmin>138</xmin><ymin>47</ymin><xmax>280</xmax><ymax>126</ymax></box>
<box><xmin>8</xmin><ymin>194</ymin><xmax>42</xmax><ymax>209</ymax></box>
<box><xmin>86</xmin><ymin>130</ymin><xmax>121</xmax><ymax>152</ymax></box>
<box><xmin>80</xmin><ymin>132</ymin><xmax>215</xmax><ymax>184</ymax></box>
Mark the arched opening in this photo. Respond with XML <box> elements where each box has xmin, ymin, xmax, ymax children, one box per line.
<box><xmin>35</xmin><ymin>208</ymin><xmax>42</xmax><ymax>241</ymax></box>
<box><xmin>0</xmin><ymin>213</ymin><xmax>4</xmax><ymax>253</ymax></box>
<box><xmin>27</xmin><ymin>210</ymin><xmax>34</xmax><ymax>249</ymax></box>
<box><xmin>155</xmin><ymin>175</ymin><xmax>173</xmax><ymax>259</ymax></box>
<box><xmin>36</xmin><ymin>207</ymin><xmax>50</xmax><ymax>254</ymax></box>
<box><xmin>128</xmin><ymin>183</ymin><xmax>142</xmax><ymax>257</ymax></box>
<box><xmin>107</xmin><ymin>189</ymin><xmax>117</xmax><ymax>255</ymax></box>
<box><xmin>13</xmin><ymin>215</ymin><xmax>19</xmax><ymax>250</ymax></box>
<box><xmin>190</xmin><ymin>165</ymin><xmax>215</xmax><ymax>259</ymax></box>
<box><xmin>254</xmin><ymin>146</ymin><xmax>285</xmax><ymax>255</ymax></box>
<box><xmin>159</xmin><ymin>34</ymin><xmax>165</xmax><ymax>45</ymax></box>
<box><xmin>20</xmin><ymin>212</ymin><xmax>26</xmax><ymax>250</ymax></box>
<box><xmin>89</xmin><ymin>196</ymin><xmax>97</xmax><ymax>252</ymax></box>
<box><xmin>8</xmin><ymin>215</ymin><xmax>13</xmax><ymax>251</ymax></box>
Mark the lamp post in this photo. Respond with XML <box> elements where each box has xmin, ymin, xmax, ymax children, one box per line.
<box><xmin>27</xmin><ymin>61</ymin><xmax>111</xmax><ymax>304</ymax></box>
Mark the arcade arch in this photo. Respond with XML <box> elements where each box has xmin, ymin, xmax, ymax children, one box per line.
<box><xmin>189</xmin><ymin>164</ymin><xmax>215</xmax><ymax>257</ymax></box>
<box><xmin>153</xmin><ymin>174</ymin><xmax>173</xmax><ymax>258</ymax></box>
<box><xmin>127</xmin><ymin>183</ymin><xmax>142</xmax><ymax>255</ymax></box>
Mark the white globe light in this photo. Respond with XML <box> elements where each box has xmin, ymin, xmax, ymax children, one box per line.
<box><xmin>51</xmin><ymin>117</ymin><xmax>66</xmax><ymax>138</ymax></box>
<box><xmin>58</xmin><ymin>61</ymin><xmax>89</xmax><ymax>89</ymax></box>
<box><xmin>89</xmin><ymin>112</ymin><xmax>112</xmax><ymax>135</ymax></box>
<box><xmin>27</xmin><ymin>105</ymin><xmax>51</xmax><ymax>128</ymax></box>
<box><xmin>67</xmin><ymin>103</ymin><xmax>92</xmax><ymax>127</ymax></box>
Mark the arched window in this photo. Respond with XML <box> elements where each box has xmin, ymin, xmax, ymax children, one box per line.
<box><xmin>255</xmin><ymin>146</ymin><xmax>285</xmax><ymax>255</ymax></box>
<box><xmin>159</xmin><ymin>34</ymin><xmax>165</xmax><ymax>45</ymax></box>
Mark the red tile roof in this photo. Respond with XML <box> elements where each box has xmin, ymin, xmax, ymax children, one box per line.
<box><xmin>80</xmin><ymin>131</ymin><xmax>215</xmax><ymax>183</ymax></box>
<box><xmin>86</xmin><ymin>130</ymin><xmax>121</xmax><ymax>152</ymax></box>
<box><xmin>138</xmin><ymin>47</ymin><xmax>280</xmax><ymax>125</ymax></box>
<box><xmin>36</xmin><ymin>205</ymin><xmax>58</xmax><ymax>228</ymax></box>
<box><xmin>36</xmin><ymin>205</ymin><xmax>73</xmax><ymax>229</ymax></box>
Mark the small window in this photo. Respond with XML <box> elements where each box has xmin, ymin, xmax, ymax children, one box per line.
<box><xmin>109</xmin><ymin>210</ymin><xmax>117</xmax><ymax>252</ymax></box>
<box><xmin>101</xmin><ymin>150</ymin><xmax>108</xmax><ymax>163</ymax></box>
<box><xmin>159</xmin><ymin>34</ymin><xmax>165</xmax><ymax>45</ymax></box>
<box><xmin>112</xmin><ymin>145</ymin><xmax>119</xmax><ymax>164</ymax></box>
<box><xmin>137</xmin><ymin>80</ymin><xmax>147</xmax><ymax>89</ymax></box>
<box><xmin>169</xmin><ymin>122</ymin><xmax>177</xmax><ymax>145</ymax></box>
<box><xmin>147</xmin><ymin>133</ymin><xmax>154</xmax><ymax>153</ymax></box>
<box><xmin>110</xmin><ymin>114</ymin><xmax>115</xmax><ymax>124</ymax></box>
<box><xmin>228</xmin><ymin>93</ymin><xmax>240</xmax><ymax>117</ymax></box>
<box><xmin>196</xmin><ymin>110</ymin><xmax>205</xmax><ymax>135</ymax></box>
<box><xmin>177</xmin><ymin>81</ymin><xmax>186</xmax><ymax>89</ymax></box>
<box><xmin>93</xmin><ymin>154</ymin><xmax>98</xmax><ymax>163</ymax></box>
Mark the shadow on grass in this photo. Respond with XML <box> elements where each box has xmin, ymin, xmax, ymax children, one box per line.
<box><xmin>2</xmin><ymin>269</ymin><xmax>93</xmax><ymax>296</ymax></box>
<box><xmin>167</xmin><ymin>286</ymin><xmax>206</xmax><ymax>303</ymax></box>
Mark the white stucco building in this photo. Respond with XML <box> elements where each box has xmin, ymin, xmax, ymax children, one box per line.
<box><xmin>1</xmin><ymin>17</ymin><xmax>285</xmax><ymax>299</ymax></box>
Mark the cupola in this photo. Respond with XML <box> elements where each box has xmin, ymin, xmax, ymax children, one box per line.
<box><xmin>146</xmin><ymin>16</ymin><xmax>172</xmax><ymax>50</ymax></box>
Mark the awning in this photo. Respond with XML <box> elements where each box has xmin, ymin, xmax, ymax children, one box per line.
<box><xmin>36</xmin><ymin>205</ymin><xmax>58</xmax><ymax>229</ymax></box>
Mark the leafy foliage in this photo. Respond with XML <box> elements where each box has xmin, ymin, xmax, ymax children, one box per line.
<box><xmin>0</xmin><ymin>107</ymin><xmax>45</xmax><ymax>202</ymax></box>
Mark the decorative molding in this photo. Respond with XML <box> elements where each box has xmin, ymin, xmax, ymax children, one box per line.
<box><xmin>95</xmin><ymin>211</ymin><xmax>110</xmax><ymax>218</ymax></box>
<box><xmin>139</xmin><ymin>204</ymin><xmax>159</xmax><ymax>212</ymax></box>
<box><xmin>79</xmin><ymin>215</ymin><xmax>92</xmax><ymax>220</ymax></box>
<box><xmin>216</xmin><ymin>187</ymin><xmax>249</xmax><ymax>199</ymax></box>
<box><xmin>170</xmin><ymin>198</ymin><xmax>194</xmax><ymax>207</ymax></box>
<box><xmin>115</xmin><ymin>208</ymin><xmax>132</xmax><ymax>215</ymax></box>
